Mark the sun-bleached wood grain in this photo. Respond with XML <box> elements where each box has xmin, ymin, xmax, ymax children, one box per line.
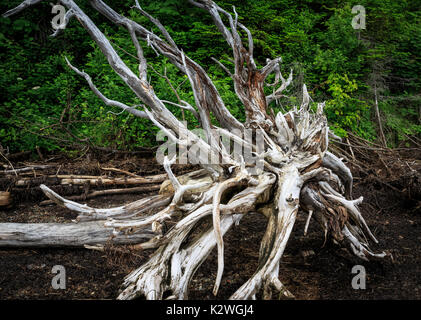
<box><xmin>2</xmin><ymin>0</ymin><xmax>386</xmax><ymax>300</ymax></box>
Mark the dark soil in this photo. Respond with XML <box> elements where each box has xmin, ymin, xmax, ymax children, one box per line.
<box><xmin>0</xmin><ymin>150</ymin><xmax>420</xmax><ymax>300</ymax></box>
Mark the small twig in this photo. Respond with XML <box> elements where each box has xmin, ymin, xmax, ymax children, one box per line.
<box><xmin>1</xmin><ymin>165</ymin><xmax>53</xmax><ymax>175</ymax></box>
<box><xmin>101</xmin><ymin>167</ymin><xmax>139</xmax><ymax>177</ymax></box>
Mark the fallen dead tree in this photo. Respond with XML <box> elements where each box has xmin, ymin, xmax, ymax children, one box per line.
<box><xmin>0</xmin><ymin>191</ymin><xmax>12</xmax><ymax>207</ymax></box>
<box><xmin>2</xmin><ymin>0</ymin><xmax>386</xmax><ymax>300</ymax></box>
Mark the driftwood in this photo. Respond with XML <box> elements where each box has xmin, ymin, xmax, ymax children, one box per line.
<box><xmin>0</xmin><ymin>221</ymin><xmax>157</xmax><ymax>247</ymax></box>
<box><xmin>0</xmin><ymin>191</ymin><xmax>12</xmax><ymax>208</ymax></box>
<box><xmin>100</xmin><ymin>167</ymin><xmax>140</xmax><ymax>177</ymax></box>
<box><xmin>0</xmin><ymin>165</ymin><xmax>54</xmax><ymax>175</ymax></box>
<box><xmin>2</xmin><ymin>0</ymin><xmax>386</xmax><ymax>300</ymax></box>
<box><xmin>14</xmin><ymin>173</ymin><xmax>167</xmax><ymax>187</ymax></box>
<box><xmin>39</xmin><ymin>184</ymin><xmax>161</xmax><ymax>206</ymax></box>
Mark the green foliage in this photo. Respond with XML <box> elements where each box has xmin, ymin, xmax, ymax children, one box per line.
<box><xmin>0</xmin><ymin>0</ymin><xmax>420</xmax><ymax>154</ymax></box>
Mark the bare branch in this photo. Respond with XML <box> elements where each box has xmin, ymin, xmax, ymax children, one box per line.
<box><xmin>238</xmin><ymin>22</ymin><xmax>256</xmax><ymax>68</ymax></box>
<box><xmin>161</xmin><ymin>100</ymin><xmax>199</xmax><ymax>121</ymax></box>
<box><xmin>266</xmin><ymin>68</ymin><xmax>293</xmax><ymax>105</ymax></box>
<box><xmin>51</xmin><ymin>8</ymin><xmax>75</xmax><ymax>37</ymax></box>
<box><xmin>133</xmin><ymin>0</ymin><xmax>179</xmax><ymax>50</ymax></box>
<box><xmin>65</xmin><ymin>57</ymin><xmax>149</xmax><ymax>119</ymax></box>
<box><xmin>126</xmin><ymin>24</ymin><xmax>147</xmax><ymax>81</ymax></box>
<box><xmin>261</xmin><ymin>57</ymin><xmax>283</xmax><ymax>79</ymax></box>
<box><xmin>211</xmin><ymin>57</ymin><xmax>233</xmax><ymax>78</ymax></box>
<box><xmin>58</xmin><ymin>0</ymin><xmax>178</xmax><ymax>129</ymax></box>
<box><xmin>181</xmin><ymin>51</ymin><xmax>215</xmax><ymax>145</ymax></box>
<box><xmin>191</xmin><ymin>0</ymin><xmax>274</xmax><ymax>128</ymax></box>
<box><xmin>3</xmin><ymin>0</ymin><xmax>386</xmax><ymax>301</ymax></box>
<box><xmin>91</xmin><ymin>0</ymin><xmax>243</xmax><ymax>132</ymax></box>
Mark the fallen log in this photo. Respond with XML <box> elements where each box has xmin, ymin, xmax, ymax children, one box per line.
<box><xmin>39</xmin><ymin>184</ymin><xmax>161</xmax><ymax>206</ymax></box>
<box><xmin>0</xmin><ymin>221</ymin><xmax>158</xmax><ymax>247</ymax></box>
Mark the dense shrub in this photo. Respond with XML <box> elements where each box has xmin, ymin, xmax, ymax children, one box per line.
<box><xmin>0</xmin><ymin>0</ymin><xmax>419</xmax><ymax>154</ymax></box>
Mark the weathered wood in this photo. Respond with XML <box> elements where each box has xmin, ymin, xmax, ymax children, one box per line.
<box><xmin>15</xmin><ymin>173</ymin><xmax>167</xmax><ymax>187</ymax></box>
<box><xmin>39</xmin><ymin>185</ymin><xmax>161</xmax><ymax>206</ymax></box>
<box><xmin>2</xmin><ymin>0</ymin><xmax>386</xmax><ymax>301</ymax></box>
<box><xmin>0</xmin><ymin>221</ymin><xmax>157</xmax><ymax>247</ymax></box>
<box><xmin>40</xmin><ymin>184</ymin><xmax>172</xmax><ymax>222</ymax></box>
<box><xmin>0</xmin><ymin>165</ymin><xmax>53</xmax><ymax>175</ymax></box>
<box><xmin>0</xmin><ymin>191</ymin><xmax>12</xmax><ymax>207</ymax></box>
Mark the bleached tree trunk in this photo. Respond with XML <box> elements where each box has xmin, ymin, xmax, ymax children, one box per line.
<box><xmin>2</xmin><ymin>0</ymin><xmax>386</xmax><ymax>300</ymax></box>
<box><xmin>0</xmin><ymin>221</ymin><xmax>157</xmax><ymax>247</ymax></box>
<box><xmin>374</xmin><ymin>84</ymin><xmax>387</xmax><ymax>147</ymax></box>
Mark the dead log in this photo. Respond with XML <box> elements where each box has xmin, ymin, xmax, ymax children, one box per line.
<box><xmin>0</xmin><ymin>221</ymin><xmax>157</xmax><ymax>247</ymax></box>
<box><xmin>100</xmin><ymin>167</ymin><xmax>140</xmax><ymax>177</ymax></box>
<box><xmin>2</xmin><ymin>0</ymin><xmax>386</xmax><ymax>300</ymax></box>
<box><xmin>14</xmin><ymin>173</ymin><xmax>167</xmax><ymax>187</ymax></box>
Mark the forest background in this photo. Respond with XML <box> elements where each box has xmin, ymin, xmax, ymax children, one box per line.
<box><xmin>1</xmin><ymin>0</ymin><xmax>420</xmax><ymax>155</ymax></box>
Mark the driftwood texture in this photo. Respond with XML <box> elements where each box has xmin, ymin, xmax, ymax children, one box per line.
<box><xmin>2</xmin><ymin>0</ymin><xmax>386</xmax><ymax>300</ymax></box>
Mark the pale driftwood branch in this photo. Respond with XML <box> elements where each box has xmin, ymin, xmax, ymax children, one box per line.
<box><xmin>118</xmin><ymin>171</ymin><xmax>276</xmax><ymax>300</ymax></box>
<box><xmin>0</xmin><ymin>221</ymin><xmax>157</xmax><ymax>247</ymax></box>
<box><xmin>161</xmin><ymin>100</ymin><xmax>199</xmax><ymax>121</ymax></box>
<box><xmin>92</xmin><ymin>0</ymin><xmax>244</xmax><ymax>133</ymax></box>
<box><xmin>2</xmin><ymin>0</ymin><xmax>42</xmax><ymax>17</ymax></box>
<box><xmin>211</xmin><ymin>57</ymin><xmax>233</xmax><ymax>78</ymax></box>
<box><xmin>133</xmin><ymin>0</ymin><xmax>178</xmax><ymax>50</ymax></box>
<box><xmin>322</xmin><ymin>151</ymin><xmax>353</xmax><ymax>199</ymax></box>
<box><xmin>1</xmin><ymin>165</ymin><xmax>53</xmax><ymax>174</ymax></box>
<box><xmin>50</xmin><ymin>8</ymin><xmax>75</xmax><ymax>37</ymax></box>
<box><xmin>2</xmin><ymin>0</ymin><xmax>386</xmax><ymax>301</ymax></box>
<box><xmin>127</xmin><ymin>23</ymin><xmax>147</xmax><ymax>81</ymax></box>
<box><xmin>39</xmin><ymin>185</ymin><xmax>162</xmax><ymax>206</ymax></box>
<box><xmin>190</xmin><ymin>0</ymin><xmax>272</xmax><ymax>128</ymax></box>
<box><xmin>15</xmin><ymin>173</ymin><xmax>167</xmax><ymax>187</ymax></box>
<box><xmin>266</xmin><ymin>67</ymin><xmax>293</xmax><ymax>105</ymax></box>
<box><xmin>149</xmin><ymin>64</ymin><xmax>193</xmax><ymax>121</ymax></box>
